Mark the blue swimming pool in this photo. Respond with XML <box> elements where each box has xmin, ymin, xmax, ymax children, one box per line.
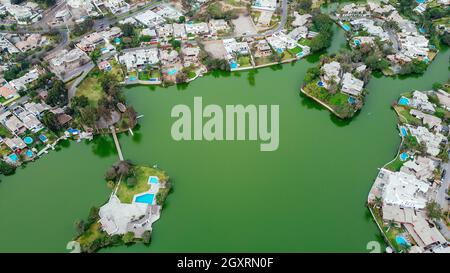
<box><xmin>398</xmin><ymin>97</ymin><xmax>410</xmax><ymax>106</ymax></box>
<box><xmin>354</xmin><ymin>39</ymin><xmax>360</xmax><ymax>46</ymax></box>
<box><xmin>276</xmin><ymin>48</ymin><xmax>283</xmax><ymax>54</ymax></box>
<box><xmin>129</xmin><ymin>76</ymin><xmax>137</xmax><ymax>81</ymax></box>
<box><xmin>135</xmin><ymin>193</ymin><xmax>155</xmax><ymax>204</ymax></box>
<box><xmin>8</xmin><ymin>153</ymin><xmax>18</xmax><ymax>162</ymax></box>
<box><xmin>395</xmin><ymin>235</ymin><xmax>409</xmax><ymax>246</ymax></box>
<box><xmin>26</xmin><ymin>150</ymin><xmax>33</xmax><ymax>157</ymax></box>
<box><xmin>317</xmin><ymin>81</ymin><xmax>324</xmax><ymax>87</ymax></box>
<box><xmin>419</xmin><ymin>27</ymin><xmax>426</xmax><ymax>34</ymax></box>
<box><xmin>39</xmin><ymin>134</ymin><xmax>48</xmax><ymax>143</ymax></box>
<box><xmin>415</xmin><ymin>0</ymin><xmax>426</xmax><ymax>3</ymax></box>
<box><xmin>68</xmin><ymin>128</ymin><xmax>79</xmax><ymax>135</ymax></box>
<box><xmin>167</xmin><ymin>69</ymin><xmax>178</xmax><ymax>75</ymax></box>
<box><xmin>401</xmin><ymin>127</ymin><xmax>408</xmax><ymax>137</ymax></box>
<box><xmin>148</xmin><ymin>176</ymin><xmax>159</xmax><ymax>184</ymax></box>
<box><xmin>342</xmin><ymin>24</ymin><xmax>350</xmax><ymax>31</ymax></box>
<box><xmin>400</xmin><ymin>153</ymin><xmax>409</xmax><ymax>161</ymax></box>
<box><xmin>23</xmin><ymin>136</ymin><xmax>33</xmax><ymax>145</ymax></box>
<box><xmin>348</xmin><ymin>97</ymin><xmax>356</xmax><ymax>105</ymax></box>
<box><xmin>230</xmin><ymin>61</ymin><xmax>238</xmax><ymax>69</ymax></box>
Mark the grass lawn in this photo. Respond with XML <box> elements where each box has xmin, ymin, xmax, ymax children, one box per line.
<box><xmin>328</xmin><ymin>92</ymin><xmax>349</xmax><ymax>106</ymax></box>
<box><xmin>281</xmin><ymin>51</ymin><xmax>295</xmax><ymax>61</ymax></box>
<box><xmin>188</xmin><ymin>71</ymin><xmax>196</xmax><ymax>79</ymax></box>
<box><xmin>150</xmin><ymin>69</ymin><xmax>161</xmax><ymax>79</ymax></box>
<box><xmin>298</xmin><ymin>38</ymin><xmax>311</xmax><ymax>46</ymax></box>
<box><xmin>254</xmin><ymin>56</ymin><xmax>276</xmax><ymax>66</ymax></box>
<box><xmin>0</xmin><ymin>124</ymin><xmax>12</xmax><ymax>138</ymax></box>
<box><xmin>138</xmin><ymin>70</ymin><xmax>150</xmax><ymax>81</ymax></box>
<box><xmin>116</xmin><ymin>165</ymin><xmax>169</xmax><ymax>204</ymax></box>
<box><xmin>385</xmin><ymin>156</ymin><xmax>404</xmax><ymax>172</ymax></box>
<box><xmin>76</xmin><ymin>75</ymin><xmax>104</xmax><ymax>106</ymax></box>
<box><xmin>238</xmin><ymin>56</ymin><xmax>252</xmax><ymax>67</ymax></box>
<box><xmin>77</xmin><ymin>222</ymin><xmax>104</xmax><ymax>247</ymax></box>
<box><xmin>288</xmin><ymin>46</ymin><xmax>302</xmax><ymax>55</ymax></box>
<box><xmin>110</xmin><ymin>59</ymin><xmax>125</xmax><ymax>82</ymax></box>
<box><xmin>0</xmin><ymin>144</ymin><xmax>11</xmax><ymax>157</ymax></box>
<box><xmin>394</xmin><ymin>106</ymin><xmax>421</xmax><ymax>125</ymax></box>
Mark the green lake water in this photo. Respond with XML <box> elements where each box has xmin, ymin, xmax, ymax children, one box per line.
<box><xmin>0</xmin><ymin>29</ymin><xmax>449</xmax><ymax>252</ymax></box>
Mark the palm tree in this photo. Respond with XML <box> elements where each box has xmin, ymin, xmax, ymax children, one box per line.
<box><xmin>373</xmin><ymin>196</ymin><xmax>382</xmax><ymax>209</ymax></box>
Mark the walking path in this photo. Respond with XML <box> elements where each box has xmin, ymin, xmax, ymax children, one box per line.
<box><xmin>110</xmin><ymin>126</ymin><xmax>124</xmax><ymax>161</ymax></box>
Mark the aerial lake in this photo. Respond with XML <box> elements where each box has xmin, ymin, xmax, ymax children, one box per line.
<box><xmin>0</xmin><ymin>28</ymin><xmax>449</xmax><ymax>252</ymax></box>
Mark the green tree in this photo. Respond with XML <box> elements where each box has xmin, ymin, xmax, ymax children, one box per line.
<box><xmin>74</xmin><ymin>219</ymin><xmax>86</xmax><ymax>237</ymax></box>
<box><xmin>0</xmin><ymin>161</ymin><xmax>16</xmax><ymax>176</ymax></box>
<box><xmin>425</xmin><ymin>201</ymin><xmax>442</xmax><ymax>221</ymax></box>
<box><xmin>142</xmin><ymin>230</ymin><xmax>152</xmax><ymax>245</ymax></box>
<box><xmin>297</xmin><ymin>0</ymin><xmax>312</xmax><ymax>12</ymax></box>
<box><xmin>41</xmin><ymin>111</ymin><xmax>61</xmax><ymax>133</ymax></box>
<box><xmin>122</xmin><ymin>232</ymin><xmax>135</xmax><ymax>244</ymax></box>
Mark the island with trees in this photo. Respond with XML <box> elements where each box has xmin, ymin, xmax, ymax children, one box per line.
<box><xmin>74</xmin><ymin>161</ymin><xmax>172</xmax><ymax>253</ymax></box>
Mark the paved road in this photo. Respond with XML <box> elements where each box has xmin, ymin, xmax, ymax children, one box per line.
<box><xmin>434</xmin><ymin>162</ymin><xmax>450</xmax><ymax>239</ymax></box>
<box><xmin>68</xmin><ymin>61</ymin><xmax>95</xmax><ymax>101</ymax></box>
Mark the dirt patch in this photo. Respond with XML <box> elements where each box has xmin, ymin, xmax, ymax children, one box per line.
<box><xmin>202</xmin><ymin>40</ymin><xmax>227</xmax><ymax>59</ymax></box>
<box><xmin>232</xmin><ymin>14</ymin><xmax>257</xmax><ymax>36</ymax></box>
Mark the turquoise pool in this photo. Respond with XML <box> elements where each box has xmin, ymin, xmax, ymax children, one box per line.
<box><xmin>348</xmin><ymin>97</ymin><xmax>356</xmax><ymax>105</ymax></box>
<box><xmin>401</xmin><ymin>127</ymin><xmax>408</xmax><ymax>137</ymax></box>
<box><xmin>135</xmin><ymin>193</ymin><xmax>155</xmax><ymax>204</ymax></box>
<box><xmin>398</xmin><ymin>97</ymin><xmax>410</xmax><ymax>106</ymax></box>
<box><xmin>167</xmin><ymin>69</ymin><xmax>178</xmax><ymax>75</ymax></box>
<box><xmin>342</xmin><ymin>24</ymin><xmax>350</xmax><ymax>31</ymax></box>
<box><xmin>23</xmin><ymin>137</ymin><xmax>33</xmax><ymax>145</ymax></box>
<box><xmin>26</xmin><ymin>150</ymin><xmax>33</xmax><ymax>157</ymax></box>
<box><xmin>8</xmin><ymin>154</ymin><xmax>18</xmax><ymax>162</ymax></box>
<box><xmin>39</xmin><ymin>134</ymin><xmax>48</xmax><ymax>143</ymax></box>
<box><xmin>148</xmin><ymin>176</ymin><xmax>159</xmax><ymax>184</ymax></box>
<box><xmin>400</xmin><ymin>153</ymin><xmax>409</xmax><ymax>161</ymax></box>
<box><xmin>395</xmin><ymin>235</ymin><xmax>409</xmax><ymax>246</ymax></box>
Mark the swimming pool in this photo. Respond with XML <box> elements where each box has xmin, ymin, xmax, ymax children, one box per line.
<box><xmin>415</xmin><ymin>0</ymin><xmax>426</xmax><ymax>3</ymax></box>
<box><xmin>26</xmin><ymin>150</ymin><xmax>33</xmax><ymax>157</ymax></box>
<box><xmin>230</xmin><ymin>61</ymin><xmax>238</xmax><ymax>69</ymax></box>
<box><xmin>148</xmin><ymin>176</ymin><xmax>159</xmax><ymax>184</ymax></box>
<box><xmin>276</xmin><ymin>48</ymin><xmax>283</xmax><ymax>54</ymax></box>
<box><xmin>342</xmin><ymin>24</ymin><xmax>350</xmax><ymax>31</ymax></box>
<box><xmin>400</xmin><ymin>153</ymin><xmax>409</xmax><ymax>161</ymax></box>
<box><xmin>317</xmin><ymin>81</ymin><xmax>324</xmax><ymax>87</ymax></box>
<box><xmin>134</xmin><ymin>193</ymin><xmax>155</xmax><ymax>204</ymax></box>
<box><xmin>354</xmin><ymin>39</ymin><xmax>360</xmax><ymax>46</ymax></box>
<box><xmin>68</xmin><ymin>128</ymin><xmax>79</xmax><ymax>135</ymax></box>
<box><xmin>8</xmin><ymin>153</ymin><xmax>18</xmax><ymax>162</ymax></box>
<box><xmin>39</xmin><ymin>134</ymin><xmax>48</xmax><ymax>143</ymax></box>
<box><xmin>23</xmin><ymin>137</ymin><xmax>33</xmax><ymax>145</ymax></box>
<box><xmin>400</xmin><ymin>127</ymin><xmax>408</xmax><ymax>137</ymax></box>
<box><xmin>167</xmin><ymin>69</ymin><xmax>178</xmax><ymax>75</ymax></box>
<box><xmin>348</xmin><ymin>97</ymin><xmax>356</xmax><ymax>105</ymax></box>
<box><xmin>398</xmin><ymin>97</ymin><xmax>410</xmax><ymax>106</ymax></box>
<box><xmin>129</xmin><ymin>76</ymin><xmax>137</xmax><ymax>81</ymax></box>
<box><xmin>395</xmin><ymin>235</ymin><xmax>409</xmax><ymax>246</ymax></box>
